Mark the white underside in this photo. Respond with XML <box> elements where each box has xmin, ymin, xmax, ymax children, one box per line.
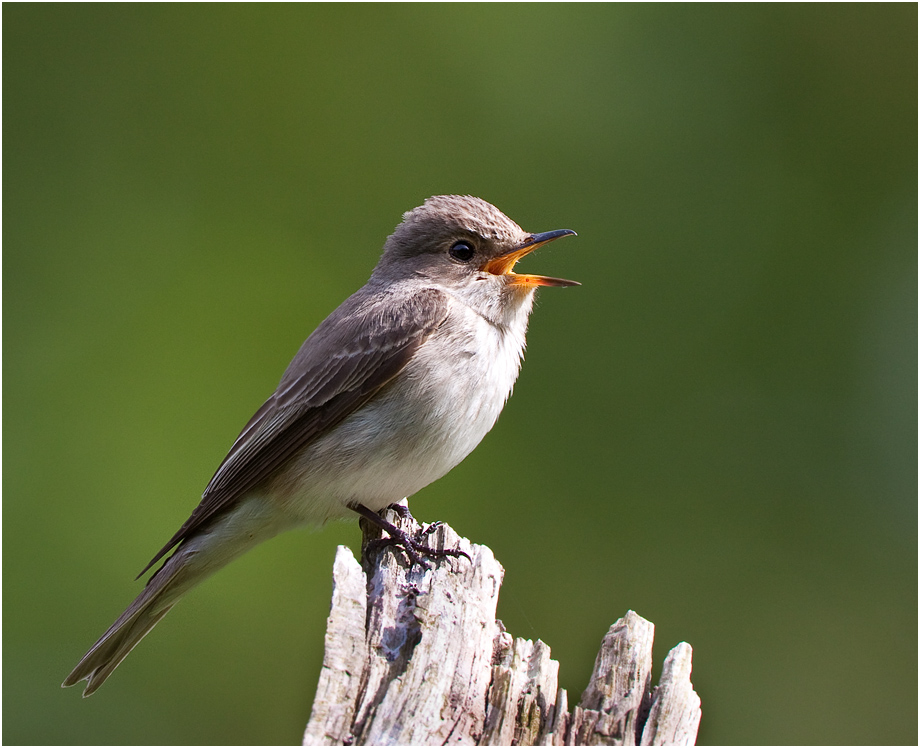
<box><xmin>264</xmin><ymin>286</ymin><xmax>534</xmax><ymax>525</ymax></box>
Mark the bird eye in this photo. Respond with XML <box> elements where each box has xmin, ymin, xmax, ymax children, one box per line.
<box><xmin>449</xmin><ymin>241</ymin><xmax>476</xmax><ymax>263</ymax></box>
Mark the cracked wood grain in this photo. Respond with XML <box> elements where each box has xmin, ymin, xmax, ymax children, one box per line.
<box><xmin>303</xmin><ymin>508</ymin><xmax>700</xmax><ymax>746</ymax></box>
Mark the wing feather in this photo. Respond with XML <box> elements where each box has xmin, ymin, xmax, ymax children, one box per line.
<box><xmin>137</xmin><ymin>287</ymin><xmax>449</xmax><ymax>578</ymax></box>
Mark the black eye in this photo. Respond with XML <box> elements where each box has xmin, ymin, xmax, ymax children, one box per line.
<box><xmin>449</xmin><ymin>241</ymin><xmax>476</xmax><ymax>263</ymax></box>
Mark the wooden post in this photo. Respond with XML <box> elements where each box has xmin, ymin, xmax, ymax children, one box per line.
<box><xmin>303</xmin><ymin>506</ymin><xmax>701</xmax><ymax>746</ymax></box>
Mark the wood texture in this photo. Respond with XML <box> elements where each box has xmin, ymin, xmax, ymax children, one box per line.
<box><xmin>303</xmin><ymin>508</ymin><xmax>700</xmax><ymax>746</ymax></box>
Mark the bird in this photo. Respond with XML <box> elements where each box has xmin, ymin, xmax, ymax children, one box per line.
<box><xmin>63</xmin><ymin>194</ymin><xmax>578</xmax><ymax>696</ymax></box>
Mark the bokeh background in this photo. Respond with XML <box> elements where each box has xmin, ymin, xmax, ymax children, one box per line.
<box><xmin>4</xmin><ymin>5</ymin><xmax>916</xmax><ymax>745</ymax></box>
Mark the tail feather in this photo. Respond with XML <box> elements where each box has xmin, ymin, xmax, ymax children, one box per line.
<box><xmin>62</xmin><ymin>548</ymin><xmax>196</xmax><ymax>696</ymax></box>
<box><xmin>63</xmin><ymin>496</ymin><xmax>294</xmax><ymax>696</ymax></box>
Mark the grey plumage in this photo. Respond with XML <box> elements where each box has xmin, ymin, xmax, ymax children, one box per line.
<box><xmin>63</xmin><ymin>195</ymin><xmax>577</xmax><ymax>696</ymax></box>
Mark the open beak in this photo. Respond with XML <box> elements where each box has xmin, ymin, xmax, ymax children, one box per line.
<box><xmin>481</xmin><ymin>229</ymin><xmax>579</xmax><ymax>287</ymax></box>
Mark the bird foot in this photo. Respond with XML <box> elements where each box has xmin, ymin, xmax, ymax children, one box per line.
<box><xmin>352</xmin><ymin>503</ymin><xmax>471</xmax><ymax>567</ymax></box>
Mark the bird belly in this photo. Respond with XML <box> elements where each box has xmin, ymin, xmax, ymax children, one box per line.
<box><xmin>266</xmin><ymin>311</ymin><xmax>526</xmax><ymax>523</ymax></box>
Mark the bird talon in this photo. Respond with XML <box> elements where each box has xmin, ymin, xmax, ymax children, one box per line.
<box><xmin>421</xmin><ymin>520</ymin><xmax>443</xmax><ymax>537</ymax></box>
<box><xmin>385</xmin><ymin>503</ymin><xmax>413</xmax><ymax>520</ymax></box>
<box><xmin>365</xmin><ymin>529</ymin><xmax>469</xmax><ymax>567</ymax></box>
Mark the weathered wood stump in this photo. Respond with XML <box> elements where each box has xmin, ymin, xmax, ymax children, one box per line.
<box><xmin>303</xmin><ymin>506</ymin><xmax>701</xmax><ymax>746</ymax></box>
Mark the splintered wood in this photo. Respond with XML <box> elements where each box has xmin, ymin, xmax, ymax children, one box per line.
<box><xmin>303</xmin><ymin>510</ymin><xmax>700</xmax><ymax>746</ymax></box>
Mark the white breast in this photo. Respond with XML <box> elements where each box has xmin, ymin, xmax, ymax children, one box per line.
<box><xmin>268</xmin><ymin>288</ymin><xmax>536</xmax><ymax>523</ymax></box>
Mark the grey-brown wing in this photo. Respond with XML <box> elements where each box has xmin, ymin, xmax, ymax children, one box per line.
<box><xmin>137</xmin><ymin>287</ymin><xmax>449</xmax><ymax>578</ymax></box>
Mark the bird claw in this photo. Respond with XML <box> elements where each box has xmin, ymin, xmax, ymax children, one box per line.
<box><xmin>366</xmin><ymin>528</ymin><xmax>471</xmax><ymax>567</ymax></box>
<box><xmin>354</xmin><ymin>502</ymin><xmax>471</xmax><ymax>567</ymax></box>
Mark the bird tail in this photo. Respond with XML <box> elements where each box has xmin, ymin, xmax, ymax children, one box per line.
<box><xmin>63</xmin><ymin>497</ymin><xmax>293</xmax><ymax>696</ymax></box>
<box><xmin>62</xmin><ymin>543</ymin><xmax>202</xmax><ymax>697</ymax></box>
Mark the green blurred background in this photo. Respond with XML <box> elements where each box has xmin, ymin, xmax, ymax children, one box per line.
<box><xmin>4</xmin><ymin>4</ymin><xmax>916</xmax><ymax>745</ymax></box>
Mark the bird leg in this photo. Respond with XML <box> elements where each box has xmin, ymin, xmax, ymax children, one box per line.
<box><xmin>350</xmin><ymin>503</ymin><xmax>471</xmax><ymax>566</ymax></box>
